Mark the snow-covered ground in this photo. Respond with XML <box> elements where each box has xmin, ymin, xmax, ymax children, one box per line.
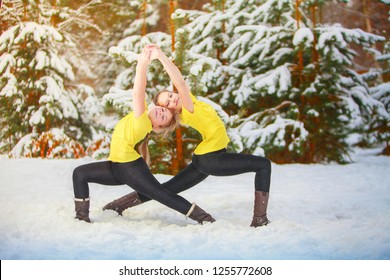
<box><xmin>0</xmin><ymin>148</ymin><xmax>389</xmax><ymax>260</ymax></box>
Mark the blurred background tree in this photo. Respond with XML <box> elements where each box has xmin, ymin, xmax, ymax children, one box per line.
<box><xmin>0</xmin><ymin>0</ymin><xmax>103</xmax><ymax>158</ymax></box>
<box><xmin>1</xmin><ymin>0</ymin><xmax>389</xmax><ymax>171</ymax></box>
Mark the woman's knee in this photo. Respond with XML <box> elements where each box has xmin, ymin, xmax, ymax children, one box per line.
<box><xmin>264</xmin><ymin>157</ymin><xmax>271</xmax><ymax>171</ymax></box>
<box><xmin>73</xmin><ymin>165</ymin><xmax>88</xmax><ymax>184</ymax></box>
<box><xmin>258</xmin><ymin>156</ymin><xmax>271</xmax><ymax>174</ymax></box>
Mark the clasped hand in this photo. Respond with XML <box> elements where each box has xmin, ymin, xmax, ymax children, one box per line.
<box><xmin>138</xmin><ymin>44</ymin><xmax>163</xmax><ymax>66</ymax></box>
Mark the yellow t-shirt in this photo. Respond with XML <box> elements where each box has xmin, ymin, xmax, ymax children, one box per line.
<box><xmin>181</xmin><ymin>94</ymin><xmax>230</xmax><ymax>155</ymax></box>
<box><xmin>108</xmin><ymin>110</ymin><xmax>153</xmax><ymax>163</ymax></box>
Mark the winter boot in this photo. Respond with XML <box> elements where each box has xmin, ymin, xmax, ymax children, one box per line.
<box><xmin>74</xmin><ymin>198</ymin><xmax>91</xmax><ymax>223</ymax></box>
<box><xmin>250</xmin><ymin>191</ymin><xmax>270</xmax><ymax>227</ymax></box>
<box><xmin>186</xmin><ymin>203</ymin><xmax>216</xmax><ymax>224</ymax></box>
<box><xmin>102</xmin><ymin>192</ymin><xmax>142</xmax><ymax>216</ymax></box>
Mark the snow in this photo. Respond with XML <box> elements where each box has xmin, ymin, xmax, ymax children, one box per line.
<box><xmin>0</xmin><ymin>73</ymin><xmax>18</xmax><ymax>97</ymax></box>
<box><xmin>0</xmin><ymin>148</ymin><xmax>389</xmax><ymax>260</ymax></box>
<box><xmin>32</xmin><ymin>50</ymin><xmax>50</xmax><ymax>70</ymax></box>
<box><xmin>13</xmin><ymin>22</ymin><xmax>63</xmax><ymax>45</ymax></box>
<box><xmin>254</xmin><ymin>65</ymin><xmax>291</xmax><ymax>96</ymax></box>
<box><xmin>0</xmin><ymin>53</ymin><xmax>16</xmax><ymax>73</ymax></box>
<box><xmin>371</xmin><ymin>82</ymin><xmax>390</xmax><ymax>107</ymax></box>
<box><xmin>293</xmin><ymin>28</ymin><xmax>314</xmax><ymax>47</ymax></box>
<box><xmin>29</xmin><ymin>108</ymin><xmax>45</xmax><ymax>126</ymax></box>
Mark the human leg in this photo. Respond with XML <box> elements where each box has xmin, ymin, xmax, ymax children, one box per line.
<box><xmin>192</xmin><ymin>151</ymin><xmax>271</xmax><ymax>227</ymax></box>
<box><xmin>111</xmin><ymin>159</ymin><xmax>214</xmax><ymax>223</ymax></box>
<box><xmin>72</xmin><ymin>161</ymin><xmax>122</xmax><ymax>222</ymax></box>
<box><xmin>141</xmin><ymin>163</ymin><xmax>209</xmax><ymax>201</ymax></box>
<box><xmin>103</xmin><ymin>163</ymin><xmax>208</xmax><ymax>215</ymax></box>
<box><xmin>192</xmin><ymin>151</ymin><xmax>271</xmax><ymax>192</ymax></box>
<box><xmin>73</xmin><ymin>161</ymin><xmax>122</xmax><ymax>199</ymax></box>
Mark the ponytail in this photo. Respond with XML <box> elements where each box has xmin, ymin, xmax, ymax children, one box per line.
<box><xmin>137</xmin><ymin>134</ymin><xmax>151</xmax><ymax>166</ymax></box>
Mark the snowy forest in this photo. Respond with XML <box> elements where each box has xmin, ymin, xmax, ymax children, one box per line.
<box><xmin>1</xmin><ymin>0</ymin><xmax>390</xmax><ymax>175</ymax></box>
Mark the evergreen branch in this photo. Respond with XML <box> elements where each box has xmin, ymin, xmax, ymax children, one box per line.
<box><xmin>57</xmin><ymin>0</ymin><xmax>103</xmax><ymax>33</ymax></box>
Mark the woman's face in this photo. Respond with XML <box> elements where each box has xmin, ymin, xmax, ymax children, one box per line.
<box><xmin>148</xmin><ymin>106</ymin><xmax>173</xmax><ymax>131</ymax></box>
<box><xmin>157</xmin><ymin>91</ymin><xmax>182</xmax><ymax>112</ymax></box>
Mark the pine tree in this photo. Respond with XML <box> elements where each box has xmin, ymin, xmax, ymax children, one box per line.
<box><xmin>366</xmin><ymin>0</ymin><xmax>390</xmax><ymax>155</ymax></box>
<box><xmin>367</xmin><ymin>80</ymin><xmax>390</xmax><ymax>155</ymax></box>
<box><xmin>177</xmin><ymin>0</ymin><xmax>309</xmax><ymax>162</ymax></box>
<box><xmin>104</xmin><ymin>0</ymin><xmax>170</xmax><ymax>113</ymax></box>
<box><xmin>101</xmin><ymin>0</ymin><xmax>181</xmax><ymax>172</ymax></box>
<box><xmin>175</xmin><ymin>0</ymin><xmax>388</xmax><ymax>163</ymax></box>
<box><xmin>70</xmin><ymin>0</ymin><xmax>143</xmax><ymax>98</ymax></box>
<box><xmin>102</xmin><ymin>0</ymin><xmax>389</xmax><ymax>170</ymax></box>
<box><xmin>0</xmin><ymin>0</ymin><xmax>102</xmax><ymax>158</ymax></box>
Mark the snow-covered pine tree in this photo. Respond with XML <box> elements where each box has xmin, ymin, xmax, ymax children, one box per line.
<box><xmin>366</xmin><ymin>0</ymin><xmax>390</xmax><ymax>155</ymax></box>
<box><xmin>70</xmin><ymin>0</ymin><xmax>144</xmax><ymax>98</ymax></box>
<box><xmin>101</xmin><ymin>0</ymin><xmax>183</xmax><ymax>172</ymax></box>
<box><xmin>366</xmin><ymin>80</ymin><xmax>390</xmax><ymax>155</ymax></box>
<box><xmin>222</xmin><ymin>0</ymin><xmax>310</xmax><ymax>161</ymax></box>
<box><xmin>179</xmin><ymin>0</ymin><xmax>388</xmax><ymax>163</ymax></box>
<box><xmin>172</xmin><ymin>0</ymin><xmax>252</xmax><ymax>98</ymax></box>
<box><xmin>155</xmin><ymin>1</ymin><xmax>247</xmax><ymax>164</ymax></box>
<box><xmin>0</xmin><ymin>0</ymin><xmax>102</xmax><ymax>158</ymax></box>
<box><xmin>304</xmin><ymin>0</ymin><xmax>389</xmax><ymax>160</ymax></box>
<box><xmin>103</xmin><ymin>0</ymin><xmax>389</xmax><ymax>168</ymax></box>
<box><xmin>176</xmin><ymin>0</ymin><xmax>308</xmax><ymax>162</ymax></box>
<box><xmin>104</xmin><ymin>1</ymin><xmax>233</xmax><ymax>172</ymax></box>
<box><xmin>103</xmin><ymin>0</ymin><xmax>170</xmax><ymax>115</ymax></box>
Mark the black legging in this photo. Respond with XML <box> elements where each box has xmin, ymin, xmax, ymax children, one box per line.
<box><xmin>72</xmin><ymin>158</ymin><xmax>193</xmax><ymax>215</ymax></box>
<box><xmin>138</xmin><ymin>149</ymin><xmax>271</xmax><ymax>202</ymax></box>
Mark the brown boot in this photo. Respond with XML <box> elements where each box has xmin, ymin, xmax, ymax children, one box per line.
<box><xmin>186</xmin><ymin>203</ymin><xmax>216</xmax><ymax>224</ymax></box>
<box><xmin>250</xmin><ymin>191</ymin><xmax>270</xmax><ymax>227</ymax></box>
<box><xmin>102</xmin><ymin>192</ymin><xmax>142</xmax><ymax>216</ymax></box>
<box><xmin>74</xmin><ymin>198</ymin><xmax>91</xmax><ymax>223</ymax></box>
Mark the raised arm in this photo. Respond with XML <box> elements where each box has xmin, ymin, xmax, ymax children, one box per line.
<box><xmin>148</xmin><ymin>44</ymin><xmax>194</xmax><ymax>113</ymax></box>
<box><xmin>133</xmin><ymin>48</ymin><xmax>151</xmax><ymax>118</ymax></box>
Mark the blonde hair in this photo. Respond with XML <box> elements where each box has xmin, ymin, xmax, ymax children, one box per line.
<box><xmin>153</xmin><ymin>110</ymin><xmax>179</xmax><ymax>137</ymax></box>
<box><xmin>138</xmin><ymin>108</ymin><xmax>179</xmax><ymax>166</ymax></box>
<box><xmin>137</xmin><ymin>135</ymin><xmax>151</xmax><ymax>166</ymax></box>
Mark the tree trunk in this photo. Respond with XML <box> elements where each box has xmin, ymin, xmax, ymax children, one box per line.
<box><xmin>362</xmin><ymin>0</ymin><xmax>373</xmax><ymax>33</ymax></box>
<box><xmin>310</xmin><ymin>2</ymin><xmax>319</xmax><ymax>73</ymax></box>
<box><xmin>142</xmin><ymin>0</ymin><xmax>148</xmax><ymax>36</ymax></box>
<box><xmin>362</xmin><ymin>0</ymin><xmax>382</xmax><ymax>80</ymax></box>
<box><xmin>295</xmin><ymin>0</ymin><xmax>304</xmax><ymax>96</ymax></box>
<box><xmin>169</xmin><ymin>0</ymin><xmax>184</xmax><ymax>174</ymax></box>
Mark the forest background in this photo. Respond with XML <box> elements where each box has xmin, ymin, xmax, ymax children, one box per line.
<box><xmin>1</xmin><ymin>0</ymin><xmax>389</xmax><ymax>175</ymax></box>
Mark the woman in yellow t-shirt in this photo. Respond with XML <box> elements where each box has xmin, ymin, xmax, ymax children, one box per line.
<box><xmin>72</xmin><ymin>46</ymin><xmax>214</xmax><ymax>224</ymax></box>
<box><xmin>104</xmin><ymin>45</ymin><xmax>272</xmax><ymax>228</ymax></box>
